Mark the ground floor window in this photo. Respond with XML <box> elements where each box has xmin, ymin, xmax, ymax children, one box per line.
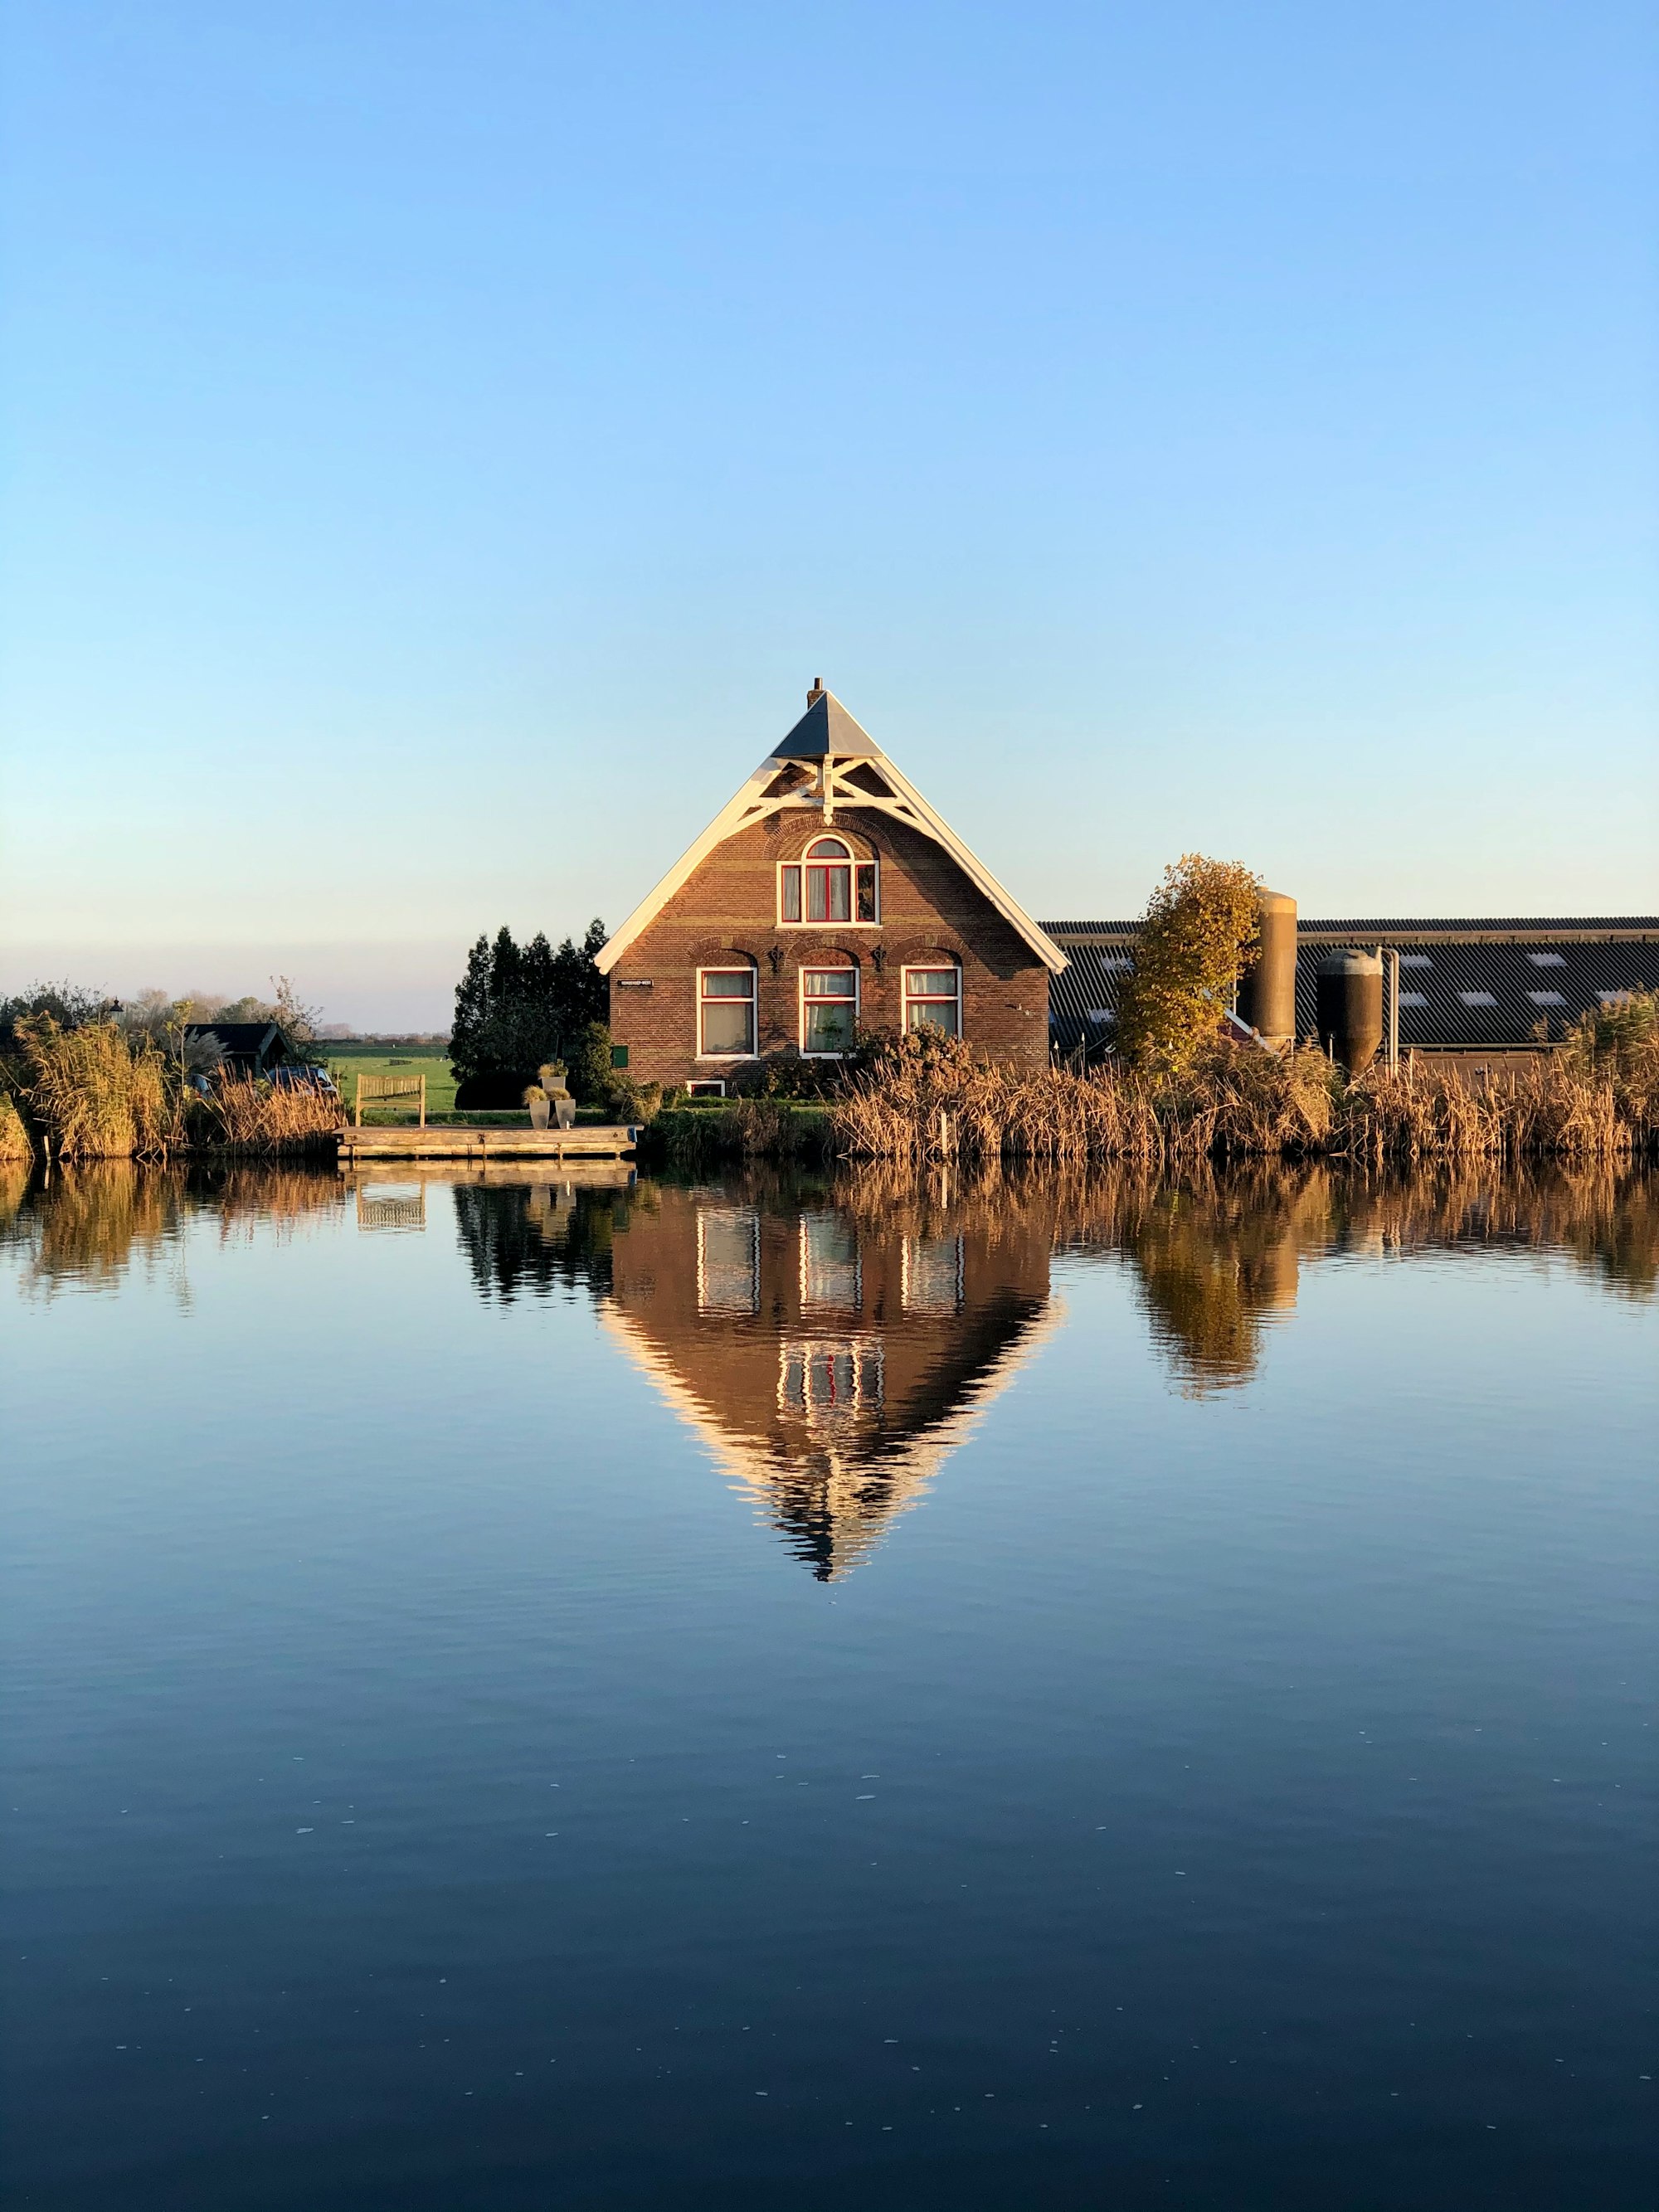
<box><xmin>902</xmin><ymin>1232</ymin><xmax>964</xmax><ymax>1312</ymax></box>
<box><xmin>698</xmin><ymin>968</ymin><xmax>756</xmax><ymax>1057</ymax></box>
<box><xmin>902</xmin><ymin>965</ymin><xmax>961</xmax><ymax>1038</ymax></box>
<box><xmin>801</xmin><ymin>966</ymin><xmax>858</xmax><ymax>1055</ymax></box>
<box><xmin>799</xmin><ymin>1213</ymin><xmax>862</xmax><ymax>1310</ymax></box>
<box><xmin>698</xmin><ymin>1205</ymin><xmax>759</xmax><ymax>1313</ymax></box>
<box><xmin>778</xmin><ymin>1338</ymin><xmax>883</xmax><ymax>1424</ymax></box>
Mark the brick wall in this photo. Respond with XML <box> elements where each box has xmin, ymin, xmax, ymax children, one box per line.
<box><xmin>608</xmin><ymin>806</ymin><xmax>1051</xmax><ymax>1087</ymax></box>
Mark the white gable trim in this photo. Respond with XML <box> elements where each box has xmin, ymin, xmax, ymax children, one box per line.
<box><xmin>596</xmin><ymin>751</ymin><xmax>1068</xmax><ymax>975</ymax></box>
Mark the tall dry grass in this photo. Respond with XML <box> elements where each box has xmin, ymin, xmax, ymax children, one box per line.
<box><xmin>1340</xmin><ymin>1058</ymin><xmax>1625</xmax><ymax>1164</ymax></box>
<box><xmin>191</xmin><ymin>1073</ymin><xmax>343</xmax><ymax>1155</ymax></box>
<box><xmin>0</xmin><ymin>1091</ymin><xmax>32</xmax><ymax>1164</ymax></box>
<box><xmin>3</xmin><ymin>1017</ymin><xmax>345</xmax><ymax>1159</ymax></box>
<box><xmin>832</xmin><ymin>1032</ymin><xmax>1654</xmax><ymax>1166</ymax></box>
<box><xmin>8</xmin><ymin>1016</ymin><xmax>174</xmax><ymax>1159</ymax></box>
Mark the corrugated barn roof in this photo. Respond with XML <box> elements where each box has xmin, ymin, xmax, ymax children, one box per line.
<box><xmin>1042</xmin><ymin>919</ymin><xmax>1659</xmax><ymax>1053</ymax></box>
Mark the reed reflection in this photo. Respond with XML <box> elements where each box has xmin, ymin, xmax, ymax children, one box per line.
<box><xmin>0</xmin><ymin>1161</ymin><xmax>347</xmax><ymax>1296</ymax></box>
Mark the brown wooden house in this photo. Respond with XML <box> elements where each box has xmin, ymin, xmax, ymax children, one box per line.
<box><xmin>597</xmin><ymin>684</ymin><xmax>1067</xmax><ymax>1090</ymax></box>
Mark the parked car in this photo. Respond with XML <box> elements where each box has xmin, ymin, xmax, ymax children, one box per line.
<box><xmin>269</xmin><ymin>1065</ymin><xmax>340</xmax><ymax>1097</ymax></box>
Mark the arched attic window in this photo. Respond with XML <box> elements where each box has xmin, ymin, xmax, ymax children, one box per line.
<box><xmin>780</xmin><ymin>835</ymin><xmax>879</xmax><ymax>926</ymax></box>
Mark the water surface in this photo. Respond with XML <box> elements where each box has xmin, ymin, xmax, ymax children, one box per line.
<box><xmin>2</xmin><ymin>1160</ymin><xmax>1653</xmax><ymax>2210</ymax></box>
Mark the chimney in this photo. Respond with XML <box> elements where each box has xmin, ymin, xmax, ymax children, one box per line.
<box><xmin>807</xmin><ymin>676</ymin><xmax>825</xmax><ymax>704</ymax></box>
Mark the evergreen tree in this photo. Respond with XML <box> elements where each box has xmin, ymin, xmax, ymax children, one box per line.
<box><xmin>449</xmin><ymin>921</ymin><xmax>610</xmax><ymax>1101</ymax></box>
<box><xmin>450</xmin><ymin>936</ymin><xmax>496</xmax><ymax>1083</ymax></box>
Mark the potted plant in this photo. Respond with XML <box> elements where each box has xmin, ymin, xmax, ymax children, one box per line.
<box><xmin>538</xmin><ymin>1061</ymin><xmax>577</xmax><ymax>1130</ymax></box>
<box><xmin>523</xmin><ymin>1082</ymin><xmax>551</xmax><ymax>1130</ymax></box>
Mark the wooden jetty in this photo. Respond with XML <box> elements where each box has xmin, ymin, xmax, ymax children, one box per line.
<box><xmin>335</xmin><ymin>1122</ymin><xmax>639</xmax><ymax>1168</ymax></box>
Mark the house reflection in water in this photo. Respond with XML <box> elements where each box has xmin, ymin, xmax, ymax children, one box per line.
<box><xmin>603</xmin><ymin>1185</ymin><xmax>1058</xmax><ymax>1579</ymax></box>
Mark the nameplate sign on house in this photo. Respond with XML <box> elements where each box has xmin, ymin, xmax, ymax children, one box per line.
<box><xmin>615</xmin><ymin>978</ymin><xmax>654</xmax><ymax>989</ymax></box>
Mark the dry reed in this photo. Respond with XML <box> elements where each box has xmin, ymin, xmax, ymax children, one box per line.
<box><xmin>10</xmin><ymin>1017</ymin><xmax>174</xmax><ymax>1159</ymax></box>
<box><xmin>0</xmin><ymin>1091</ymin><xmax>32</xmax><ymax>1164</ymax></box>
<box><xmin>832</xmin><ymin>1033</ymin><xmax>1654</xmax><ymax>1166</ymax></box>
<box><xmin>192</xmin><ymin>1073</ymin><xmax>343</xmax><ymax>1155</ymax></box>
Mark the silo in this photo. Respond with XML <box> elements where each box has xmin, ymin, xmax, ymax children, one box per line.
<box><xmin>1236</xmin><ymin>889</ymin><xmax>1297</xmax><ymax>1047</ymax></box>
<box><xmin>1316</xmin><ymin>950</ymin><xmax>1384</xmax><ymax>1072</ymax></box>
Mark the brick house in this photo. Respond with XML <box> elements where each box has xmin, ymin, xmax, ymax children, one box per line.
<box><xmin>601</xmin><ymin>1181</ymin><xmax>1058</xmax><ymax>1578</ymax></box>
<box><xmin>597</xmin><ymin>684</ymin><xmax>1067</xmax><ymax>1090</ymax></box>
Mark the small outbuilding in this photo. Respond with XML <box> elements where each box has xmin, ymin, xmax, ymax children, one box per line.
<box><xmin>182</xmin><ymin>1021</ymin><xmax>297</xmax><ymax>1077</ymax></box>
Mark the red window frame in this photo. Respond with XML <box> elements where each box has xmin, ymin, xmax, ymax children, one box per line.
<box><xmin>778</xmin><ymin>839</ymin><xmax>878</xmax><ymax>926</ymax></box>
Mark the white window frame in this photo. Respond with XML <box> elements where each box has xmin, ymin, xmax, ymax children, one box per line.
<box><xmin>797</xmin><ymin>1213</ymin><xmax>862</xmax><ymax>1311</ymax></box>
<box><xmin>776</xmin><ymin>1336</ymin><xmax>884</xmax><ymax>1427</ymax></box>
<box><xmin>902</xmin><ymin>962</ymin><xmax>962</xmax><ymax>1038</ymax></box>
<box><xmin>799</xmin><ymin>963</ymin><xmax>859</xmax><ymax>1057</ymax></box>
<box><xmin>696</xmin><ymin>965</ymin><xmax>757</xmax><ymax>1060</ymax></box>
<box><xmin>776</xmin><ymin>837</ymin><xmax>880</xmax><ymax>928</ymax></box>
<box><xmin>697</xmin><ymin>1205</ymin><xmax>760</xmax><ymax>1314</ymax></box>
<box><xmin>901</xmin><ymin>1232</ymin><xmax>965</xmax><ymax>1313</ymax></box>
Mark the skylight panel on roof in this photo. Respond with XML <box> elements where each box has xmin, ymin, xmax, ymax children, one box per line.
<box><xmin>1527</xmin><ymin>990</ymin><xmax>1565</xmax><ymax>1005</ymax></box>
<box><xmin>1527</xmin><ymin>951</ymin><xmax>1565</xmax><ymax>967</ymax></box>
<box><xmin>1399</xmin><ymin>991</ymin><xmax>1428</xmax><ymax>1008</ymax></box>
<box><xmin>1086</xmin><ymin>1009</ymin><xmax>1114</xmax><ymax>1026</ymax></box>
<box><xmin>1399</xmin><ymin>953</ymin><xmax>1432</xmax><ymax>967</ymax></box>
<box><xmin>1458</xmin><ymin>991</ymin><xmax>1497</xmax><ymax>1006</ymax></box>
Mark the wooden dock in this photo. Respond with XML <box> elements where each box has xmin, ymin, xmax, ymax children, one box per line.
<box><xmin>335</xmin><ymin>1122</ymin><xmax>639</xmax><ymax>1168</ymax></box>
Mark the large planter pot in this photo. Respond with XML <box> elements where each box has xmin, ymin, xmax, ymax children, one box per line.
<box><xmin>528</xmin><ymin>1098</ymin><xmax>551</xmax><ymax>1130</ymax></box>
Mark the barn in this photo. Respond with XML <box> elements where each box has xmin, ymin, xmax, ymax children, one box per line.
<box><xmin>597</xmin><ymin>685</ymin><xmax>1067</xmax><ymax>1091</ymax></box>
<box><xmin>1046</xmin><ymin>916</ymin><xmax>1659</xmax><ymax>1062</ymax></box>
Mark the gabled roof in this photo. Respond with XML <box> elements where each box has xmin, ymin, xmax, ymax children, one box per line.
<box><xmin>597</xmin><ymin>689</ymin><xmax>1067</xmax><ymax>975</ymax></box>
<box><xmin>182</xmin><ymin>1020</ymin><xmax>285</xmax><ymax>1059</ymax></box>
<box><xmin>774</xmin><ymin>689</ymin><xmax>881</xmax><ymax>759</ymax></box>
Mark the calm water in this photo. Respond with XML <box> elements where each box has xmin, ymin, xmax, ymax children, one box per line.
<box><xmin>1</xmin><ymin>1160</ymin><xmax>1653</xmax><ymax>2210</ymax></box>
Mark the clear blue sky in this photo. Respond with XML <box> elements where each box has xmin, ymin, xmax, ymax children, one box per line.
<box><xmin>2</xmin><ymin>1</ymin><xmax>1655</xmax><ymax>1027</ymax></box>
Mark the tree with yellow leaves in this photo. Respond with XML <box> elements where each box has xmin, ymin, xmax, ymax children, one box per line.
<box><xmin>1115</xmin><ymin>854</ymin><xmax>1262</xmax><ymax>1077</ymax></box>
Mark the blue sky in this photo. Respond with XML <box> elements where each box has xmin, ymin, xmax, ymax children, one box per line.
<box><xmin>2</xmin><ymin>1</ymin><xmax>1655</xmax><ymax>1027</ymax></box>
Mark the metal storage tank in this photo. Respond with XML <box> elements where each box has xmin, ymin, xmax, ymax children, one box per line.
<box><xmin>1316</xmin><ymin>950</ymin><xmax>1384</xmax><ymax>1071</ymax></box>
<box><xmin>1236</xmin><ymin>889</ymin><xmax>1297</xmax><ymax>1047</ymax></box>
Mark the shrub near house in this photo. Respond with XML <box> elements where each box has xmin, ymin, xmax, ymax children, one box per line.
<box><xmin>598</xmin><ymin>685</ymin><xmax>1067</xmax><ymax>1091</ymax></box>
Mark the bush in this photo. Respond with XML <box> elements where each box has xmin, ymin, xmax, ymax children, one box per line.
<box><xmin>0</xmin><ymin>980</ymin><xmax>109</xmax><ymax>1051</ymax></box>
<box><xmin>563</xmin><ymin>1020</ymin><xmax>615</xmax><ymax>1106</ymax></box>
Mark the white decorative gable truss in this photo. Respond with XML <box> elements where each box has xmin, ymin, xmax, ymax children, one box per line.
<box><xmin>596</xmin><ymin>690</ymin><xmax>1068</xmax><ymax>976</ymax></box>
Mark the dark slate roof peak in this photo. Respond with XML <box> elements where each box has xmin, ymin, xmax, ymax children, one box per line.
<box><xmin>774</xmin><ymin>689</ymin><xmax>881</xmax><ymax>761</ymax></box>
